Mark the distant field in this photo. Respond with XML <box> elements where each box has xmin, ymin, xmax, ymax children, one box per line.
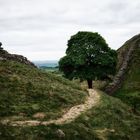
<box><xmin>33</xmin><ymin>60</ymin><xmax>59</xmax><ymax>73</ymax></box>
<box><xmin>33</xmin><ymin>60</ymin><xmax>58</xmax><ymax>68</ymax></box>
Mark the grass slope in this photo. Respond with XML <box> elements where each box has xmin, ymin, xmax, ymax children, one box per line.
<box><xmin>115</xmin><ymin>40</ymin><xmax>140</xmax><ymax>113</ymax></box>
<box><xmin>0</xmin><ymin>60</ymin><xmax>87</xmax><ymax>120</ymax></box>
<box><xmin>0</xmin><ymin>91</ymin><xmax>139</xmax><ymax>140</ymax></box>
<box><xmin>0</xmin><ymin>57</ymin><xmax>140</xmax><ymax>139</ymax></box>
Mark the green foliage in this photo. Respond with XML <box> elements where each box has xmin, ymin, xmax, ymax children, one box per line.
<box><xmin>0</xmin><ymin>60</ymin><xmax>87</xmax><ymax>119</ymax></box>
<box><xmin>59</xmin><ymin>31</ymin><xmax>117</xmax><ymax>82</ymax></box>
<box><xmin>59</xmin><ymin>55</ymin><xmax>75</xmax><ymax>80</ymax></box>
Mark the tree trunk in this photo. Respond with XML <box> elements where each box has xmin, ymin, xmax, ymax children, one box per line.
<box><xmin>87</xmin><ymin>80</ymin><xmax>93</xmax><ymax>89</ymax></box>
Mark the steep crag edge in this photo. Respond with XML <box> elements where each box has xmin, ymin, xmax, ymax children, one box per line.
<box><xmin>105</xmin><ymin>34</ymin><xmax>140</xmax><ymax>94</ymax></box>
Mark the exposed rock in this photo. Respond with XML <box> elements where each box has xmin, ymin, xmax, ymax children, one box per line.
<box><xmin>0</xmin><ymin>42</ymin><xmax>3</xmax><ymax>50</ymax></box>
<box><xmin>0</xmin><ymin>57</ymin><xmax>6</xmax><ymax>61</ymax></box>
<box><xmin>19</xmin><ymin>113</ymin><xmax>26</xmax><ymax>117</ymax></box>
<box><xmin>32</xmin><ymin>112</ymin><xmax>46</xmax><ymax>119</ymax></box>
<box><xmin>56</xmin><ymin>129</ymin><xmax>65</xmax><ymax>138</ymax></box>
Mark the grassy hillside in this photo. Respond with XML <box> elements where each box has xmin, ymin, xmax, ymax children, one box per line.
<box><xmin>115</xmin><ymin>37</ymin><xmax>140</xmax><ymax>113</ymax></box>
<box><xmin>0</xmin><ymin>45</ymin><xmax>140</xmax><ymax>139</ymax></box>
<box><xmin>0</xmin><ymin>60</ymin><xmax>87</xmax><ymax>120</ymax></box>
<box><xmin>0</xmin><ymin>91</ymin><xmax>139</xmax><ymax>140</ymax></box>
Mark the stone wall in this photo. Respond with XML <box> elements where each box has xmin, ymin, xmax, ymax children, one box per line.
<box><xmin>105</xmin><ymin>34</ymin><xmax>140</xmax><ymax>95</ymax></box>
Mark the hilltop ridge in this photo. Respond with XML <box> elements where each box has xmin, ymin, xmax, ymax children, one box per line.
<box><xmin>0</xmin><ymin>43</ymin><xmax>36</xmax><ymax>68</ymax></box>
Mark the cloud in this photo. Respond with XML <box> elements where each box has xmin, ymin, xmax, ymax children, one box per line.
<box><xmin>0</xmin><ymin>0</ymin><xmax>140</xmax><ymax>60</ymax></box>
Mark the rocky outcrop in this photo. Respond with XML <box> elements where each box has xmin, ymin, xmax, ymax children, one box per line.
<box><xmin>105</xmin><ymin>34</ymin><xmax>140</xmax><ymax>94</ymax></box>
<box><xmin>0</xmin><ymin>43</ymin><xmax>36</xmax><ymax>68</ymax></box>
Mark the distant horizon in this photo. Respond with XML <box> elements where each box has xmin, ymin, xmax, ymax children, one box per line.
<box><xmin>33</xmin><ymin>60</ymin><xmax>58</xmax><ymax>67</ymax></box>
<box><xmin>33</xmin><ymin>60</ymin><xmax>58</xmax><ymax>62</ymax></box>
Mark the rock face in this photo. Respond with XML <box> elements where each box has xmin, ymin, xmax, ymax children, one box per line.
<box><xmin>0</xmin><ymin>42</ymin><xmax>3</xmax><ymax>49</ymax></box>
<box><xmin>0</xmin><ymin>43</ymin><xmax>36</xmax><ymax>68</ymax></box>
<box><xmin>105</xmin><ymin>34</ymin><xmax>140</xmax><ymax>94</ymax></box>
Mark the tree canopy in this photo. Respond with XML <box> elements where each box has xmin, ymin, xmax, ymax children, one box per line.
<box><xmin>59</xmin><ymin>31</ymin><xmax>117</xmax><ymax>88</ymax></box>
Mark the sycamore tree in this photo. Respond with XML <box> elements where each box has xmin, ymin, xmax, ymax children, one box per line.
<box><xmin>59</xmin><ymin>31</ymin><xmax>117</xmax><ymax>88</ymax></box>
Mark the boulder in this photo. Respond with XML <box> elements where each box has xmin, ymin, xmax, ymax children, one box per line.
<box><xmin>56</xmin><ymin>129</ymin><xmax>65</xmax><ymax>138</ymax></box>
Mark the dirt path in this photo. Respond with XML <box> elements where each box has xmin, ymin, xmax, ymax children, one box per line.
<box><xmin>1</xmin><ymin>89</ymin><xmax>100</xmax><ymax>126</ymax></box>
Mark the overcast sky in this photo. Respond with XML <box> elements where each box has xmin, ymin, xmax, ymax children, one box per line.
<box><xmin>0</xmin><ymin>0</ymin><xmax>140</xmax><ymax>61</ymax></box>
